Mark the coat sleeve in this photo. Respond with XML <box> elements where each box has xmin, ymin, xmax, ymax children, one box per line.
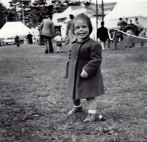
<box><xmin>63</xmin><ymin>48</ymin><xmax>71</xmax><ymax>79</ymax></box>
<box><xmin>83</xmin><ymin>43</ymin><xmax>102</xmax><ymax>77</ymax></box>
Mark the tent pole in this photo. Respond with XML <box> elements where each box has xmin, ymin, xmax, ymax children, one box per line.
<box><xmin>22</xmin><ymin>7</ymin><xmax>25</xmax><ymax>24</ymax></box>
<box><xmin>102</xmin><ymin>0</ymin><xmax>104</xmax><ymax>22</ymax></box>
<box><xmin>96</xmin><ymin>0</ymin><xmax>98</xmax><ymax>42</ymax></box>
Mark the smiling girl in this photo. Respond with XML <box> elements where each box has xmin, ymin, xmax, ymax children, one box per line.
<box><xmin>67</xmin><ymin>13</ymin><xmax>105</xmax><ymax>122</ymax></box>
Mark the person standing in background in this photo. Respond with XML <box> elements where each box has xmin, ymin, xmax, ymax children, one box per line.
<box><xmin>97</xmin><ymin>21</ymin><xmax>109</xmax><ymax>50</ymax></box>
<box><xmin>27</xmin><ymin>32</ymin><xmax>33</xmax><ymax>44</ymax></box>
<box><xmin>134</xmin><ymin>17</ymin><xmax>143</xmax><ymax>34</ymax></box>
<box><xmin>54</xmin><ymin>31</ymin><xmax>63</xmax><ymax>53</ymax></box>
<box><xmin>40</xmin><ymin>15</ymin><xmax>55</xmax><ymax>53</ymax></box>
<box><xmin>117</xmin><ymin>18</ymin><xmax>127</xmax><ymax>30</ymax></box>
<box><xmin>15</xmin><ymin>35</ymin><xmax>20</xmax><ymax>47</ymax></box>
<box><xmin>65</xmin><ymin>14</ymin><xmax>75</xmax><ymax>45</ymax></box>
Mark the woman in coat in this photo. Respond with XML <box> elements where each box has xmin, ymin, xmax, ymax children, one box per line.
<box><xmin>67</xmin><ymin>13</ymin><xmax>105</xmax><ymax>122</ymax></box>
<box><xmin>65</xmin><ymin>14</ymin><xmax>75</xmax><ymax>45</ymax></box>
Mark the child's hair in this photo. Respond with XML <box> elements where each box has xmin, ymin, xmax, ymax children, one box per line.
<box><xmin>74</xmin><ymin>13</ymin><xmax>93</xmax><ymax>35</ymax></box>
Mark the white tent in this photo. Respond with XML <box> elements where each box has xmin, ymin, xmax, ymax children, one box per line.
<box><xmin>53</xmin><ymin>6</ymin><xmax>94</xmax><ymax>26</ymax></box>
<box><xmin>0</xmin><ymin>22</ymin><xmax>32</xmax><ymax>38</ymax></box>
<box><xmin>90</xmin><ymin>17</ymin><xmax>102</xmax><ymax>40</ymax></box>
<box><xmin>104</xmin><ymin>0</ymin><xmax>147</xmax><ymax>29</ymax></box>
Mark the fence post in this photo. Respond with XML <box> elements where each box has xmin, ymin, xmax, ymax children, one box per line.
<box><xmin>114</xmin><ymin>30</ymin><xmax>117</xmax><ymax>50</ymax></box>
<box><xmin>141</xmin><ymin>40</ymin><xmax>144</xmax><ymax>47</ymax></box>
<box><xmin>107</xmin><ymin>39</ymin><xmax>110</xmax><ymax>48</ymax></box>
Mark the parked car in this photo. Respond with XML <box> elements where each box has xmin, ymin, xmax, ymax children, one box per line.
<box><xmin>2</xmin><ymin>38</ymin><xmax>15</xmax><ymax>45</ymax></box>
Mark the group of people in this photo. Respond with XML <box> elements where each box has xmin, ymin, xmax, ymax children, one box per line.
<box><xmin>14</xmin><ymin>32</ymin><xmax>33</xmax><ymax>47</ymax></box>
<box><xmin>38</xmin><ymin>14</ymin><xmax>76</xmax><ymax>54</ymax></box>
<box><xmin>117</xmin><ymin>17</ymin><xmax>143</xmax><ymax>35</ymax></box>
<box><xmin>116</xmin><ymin>17</ymin><xmax>145</xmax><ymax>48</ymax></box>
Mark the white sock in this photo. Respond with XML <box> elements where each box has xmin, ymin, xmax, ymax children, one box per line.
<box><xmin>88</xmin><ymin>110</ymin><xmax>96</xmax><ymax>114</ymax></box>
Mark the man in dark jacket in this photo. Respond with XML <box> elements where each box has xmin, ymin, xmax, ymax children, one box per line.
<box><xmin>97</xmin><ymin>21</ymin><xmax>109</xmax><ymax>50</ymax></box>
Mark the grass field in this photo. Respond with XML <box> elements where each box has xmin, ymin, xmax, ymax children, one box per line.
<box><xmin>0</xmin><ymin>44</ymin><xmax>147</xmax><ymax>142</ymax></box>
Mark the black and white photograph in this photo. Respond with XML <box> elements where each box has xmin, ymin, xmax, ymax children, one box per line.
<box><xmin>0</xmin><ymin>0</ymin><xmax>147</xmax><ymax>141</ymax></box>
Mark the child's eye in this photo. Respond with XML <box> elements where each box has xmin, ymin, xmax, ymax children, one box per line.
<box><xmin>82</xmin><ymin>25</ymin><xmax>87</xmax><ymax>28</ymax></box>
<box><xmin>75</xmin><ymin>26</ymin><xmax>80</xmax><ymax>29</ymax></box>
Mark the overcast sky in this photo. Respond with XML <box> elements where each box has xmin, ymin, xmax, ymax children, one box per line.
<box><xmin>1</xmin><ymin>0</ymin><xmax>118</xmax><ymax>8</ymax></box>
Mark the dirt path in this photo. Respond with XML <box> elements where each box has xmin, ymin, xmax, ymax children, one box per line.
<box><xmin>0</xmin><ymin>45</ymin><xmax>147</xmax><ymax>142</ymax></box>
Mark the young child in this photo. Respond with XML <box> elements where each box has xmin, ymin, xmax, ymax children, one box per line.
<box><xmin>54</xmin><ymin>31</ymin><xmax>63</xmax><ymax>53</ymax></box>
<box><xmin>66</xmin><ymin>13</ymin><xmax>105</xmax><ymax>122</ymax></box>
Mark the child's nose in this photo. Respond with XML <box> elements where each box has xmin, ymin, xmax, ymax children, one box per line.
<box><xmin>79</xmin><ymin>27</ymin><xmax>83</xmax><ymax>30</ymax></box>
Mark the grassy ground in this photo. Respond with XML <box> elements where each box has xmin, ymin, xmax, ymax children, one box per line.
<box><xmin>0</xmin><ymin>44</ymin><xmax>147</xmax><ymax>142</ymax></box>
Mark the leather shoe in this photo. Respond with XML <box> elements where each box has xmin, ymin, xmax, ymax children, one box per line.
<box><xmin>83</xmin><ymin>114</ymin><xmax>96</xmax><ymax>122</ymax></box>
<box><xmin>67</xmin><ymin>106</ymin><xmax>82</xmax><ymax>116</ymax></box>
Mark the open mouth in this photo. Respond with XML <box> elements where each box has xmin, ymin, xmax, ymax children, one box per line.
<box><xmin>79</xmin><ymin>33</ymin><xmax>85</xmax><ymax>36</ymax></box>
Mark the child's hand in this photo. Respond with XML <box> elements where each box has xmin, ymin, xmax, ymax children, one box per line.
<box><xmin>80</xmin><ymin>70</ymin><xmax>88</xmax><ymax>78</ymax></box>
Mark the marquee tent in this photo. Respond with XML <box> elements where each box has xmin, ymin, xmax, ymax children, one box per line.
<box><xmin>0</xmin><ymin>22</ymin><xmax>32</xmax><ymax>38</ymax></box>
<box><xmin>104</xmin><ymin>0</ymin><xmax>147</xmax><ymax>29</ymax></box>
<box><xmin>53</xmin><ymin>6</ymin><xmax>95</xmax><ymax>26</ymax></box>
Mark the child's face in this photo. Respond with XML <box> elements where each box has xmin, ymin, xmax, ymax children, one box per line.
<box><xmin>74</xmin><ymin>19</ymin><xmax>90</xmax><ymax>41</ymax></box>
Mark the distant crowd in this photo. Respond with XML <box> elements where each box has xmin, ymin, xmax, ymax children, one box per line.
<box><xmin>117</xmin><ymin>17</ymin><xmax>145</xmax><ymax>36</ymax></box>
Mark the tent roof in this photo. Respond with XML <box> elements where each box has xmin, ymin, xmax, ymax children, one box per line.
<box><xmin>105</xmin><ymin>0</ymin><xmax>147</xmax><ymax>19</ymax></box>
<box><xmin>104</xmin><ymin>0</ymin><xmax>147</xmax><ymax>29</ymax></box>
<box><xmin>59</xmin><ymin>6</ymin><xmax>95</xmax><ymax>17</ymax></box>
<box><xmin>53</xmin><ymin>6</ymin><xmax>95</xmax><ymax>25</ymax></box>
<box><xmin>0</xmin><ymin>22</ymin><xmax>32</xmax><ymax>38</ymax></box>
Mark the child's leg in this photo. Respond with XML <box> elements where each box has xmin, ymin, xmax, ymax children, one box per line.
<box><xmin>87</xmin><ymin>97</ymin><xmax>97</xmax><ymax>114</ymax></box>
<box><xmin>56</xmin><ymin>46</ymin><xmax>60</xmax><ymax>52</ymax></box>
<box><xmin>83</xmin><ymin>97</ymin><xmax>97</xmax><ymax>122</ymax></box>
<box><xmin>60</xmin><ymin>44</ymin><xmax>63</xmax><ymax>52</ymax></box>
<box><xmin>100</xmin><ymin>41</ymin><xmax>105</xmax><ymax>50</ymax></box>
<box><xmin>67</xmin><ymin>99</ymin><xmax>82</xmax><ymax>116</ymax></box>
<box><xmin>73</xmin><ymin>99</ymin><xmax>81</xmax><ymax>107</ymax></box>
<box><xmin>45</xmin><ymin>37</ymin><xmax>49</xmax><ymax>54</ymax></box>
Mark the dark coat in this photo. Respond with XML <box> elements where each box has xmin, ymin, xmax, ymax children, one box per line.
<box><xmin>27</xmin><ymin>33</ymin><xmax>33</xmax><ymax>44</ymax></box>
<box><xmin>67</xmin><ymin>38</ymin><xmax>105</xmax><ymax>100</ymax></box>
<box><xmin>97</xmin><ymin>27</ymin><xmax>109</xmax><ymax>42</ymax></box>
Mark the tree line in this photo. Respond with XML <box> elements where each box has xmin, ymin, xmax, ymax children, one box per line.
<box><xmin>0</xmin><ymin>0</ymin><xmax>90</xmax><ymax>28</ymax></box>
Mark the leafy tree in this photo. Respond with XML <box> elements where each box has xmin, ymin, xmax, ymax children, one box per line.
<box><xmin>8</xmin><ymin>0</ymin><xmax>32</xmax><ymax>25</ymax></box>
<box><xmin>0</xmin><ymin>2</ymin><xmax>7</xmax><ymax>28</ymax></box>
<box><xmin>6</xmin><ymin>0</ymin><xmax>88</xmax><ymax>28</ymax></box>
<box><xmin>32</xmin><ymin>0</ymin><xmax>47</xmax><ymax>6</ymax></box>
<box><xmin>9</xmin><ymin>0</ymin><xmax>31</xmax><ymax>7</ymax></box>
<box><xmin>7</xmin><ymin>8</ymin><xmax>18</xmax><ymax>22</ymax></box>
